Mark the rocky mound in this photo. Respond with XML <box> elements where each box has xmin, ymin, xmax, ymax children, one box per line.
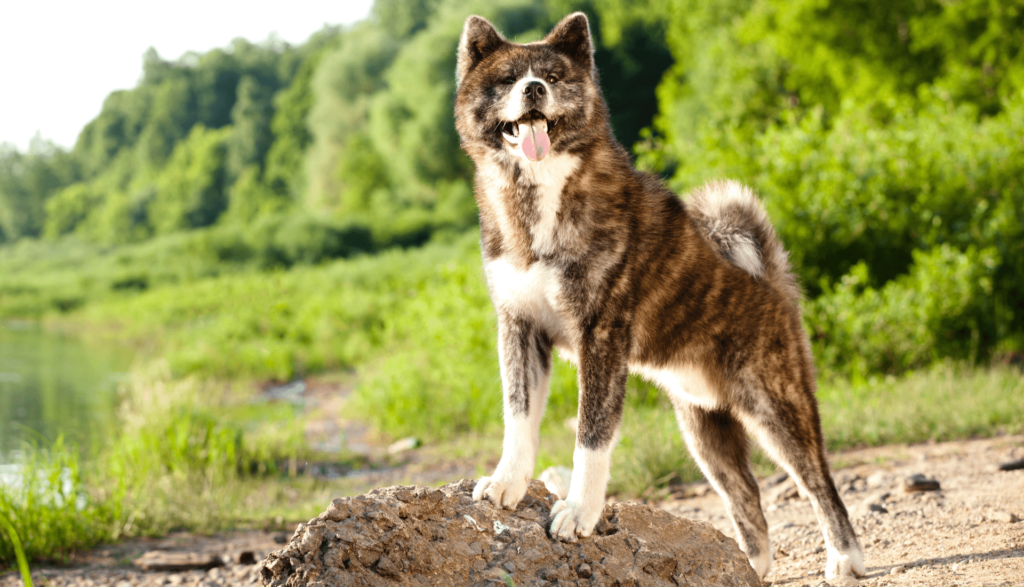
<box><xmin>259</xmin><ymin>479</ymin><xmax>759</xmax><ymax>587</ymax></box>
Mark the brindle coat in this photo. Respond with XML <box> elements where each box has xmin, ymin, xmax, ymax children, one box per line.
<box><xmin>454</xmin><ymin>13</ymin><xmax>865</xmax><ymax>581</ymax></box>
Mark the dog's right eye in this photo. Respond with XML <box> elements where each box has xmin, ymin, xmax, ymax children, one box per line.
<box><xmin>502</xmin><ymin>77</ymin><xmax>515</xmax><ymax>85</ymax></box>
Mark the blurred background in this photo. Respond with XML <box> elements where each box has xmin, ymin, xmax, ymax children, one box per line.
<box><xmin>0</xmin><ymin>0</ymin><xmax>1022</xmax><ymax>569</ymax></box>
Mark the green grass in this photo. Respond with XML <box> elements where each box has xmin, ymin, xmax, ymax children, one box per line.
<box><xmin>818</xmin><ymin>362</ymin><xmax>1024</xmax><ymax>449</ymax></box>
<box><xmin>0</xmin><ymin>438</ymin><xmax>109</xmax><ymax>567</ymax></box>
<box><xmin>0</xmin><ymin>513</ymin><xmax>33</xmax><ymax>587</ymax></box>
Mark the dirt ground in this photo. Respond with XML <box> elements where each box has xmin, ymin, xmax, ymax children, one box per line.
<box><xmin>2</xmin><ymin>434</ymin><xmax>1021</xmax><ymax>587</ymax></box>
<box><xmin>660</xmin><ymin>434</ymin><xmax>1024</xmax><ymax>587</ymax></box>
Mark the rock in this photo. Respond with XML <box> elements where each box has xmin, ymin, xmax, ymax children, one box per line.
<box><xmin>890</xmin><ymin>565</ymin><xmax>906</xmax><ymax>575</ymax></box>
<box><xmin>538</xmin><ymin>466</ymin><xmax>572</xmax><ymax>500</ymax></box>
<box><xmin>988</xmin><ymin>510</ymin><xmax>1019</xmax><ymax>523</ymax></box>
<box><xmin>259</xmin><ymin>480</ymin><xmax>760</xmax><ymax>587</ymax></box>
<box><xmin>903</xmin><ymin>473</ymin><xmax>941</xmax><ymax>492</ymax></box>
<box><xmin>387</xmin><ymin>437</ymin><xmax>421</xmax><ymax>454</ymax></box>
<box><xmin>762</xmin><ymin>471</ymin><xmax>789</xmax><ymax>489</ymax></box>
<box><xmin>769</xmin><ymin>478</ymin><xmax>801</xmax><ymax>503</ymax></box>
<box><xmin>998</xmin><ymin>457</ymin><xmax>1024</xmax><ymax>471</ymax></box>
<box><xmin>868</xmin><ymin>503</ymin><xmax>889</xmax><ymax>513</ymax></box>
<box><xmin>133</xmin><ymin>552</ymin><xmax>225</xmax><ymax>572</ymax></box>
<box><xmin>866</xmin><ymin>470</ymin><xmax>889</xmax><ymax>489</ymax></box>
<box><xmin>238</xmin><ymin>551</ymin><xmax>258</xmax><ymax>565</ymax></box>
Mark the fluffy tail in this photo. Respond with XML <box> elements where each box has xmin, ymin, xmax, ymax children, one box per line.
<box><xmin>686</xmin><ymin>180</ymin><xmax>800</xmax><ymax>302</ymax></box>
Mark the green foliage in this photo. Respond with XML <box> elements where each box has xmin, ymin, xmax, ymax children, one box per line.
<box><xmin>638</xmin><ymin>0</ymin><xmax>1024</xmax><ymax>375</ymax></box>
<box><xmin>0</xmin><ymin>141</ymin><xmax>78</xmax><ymax>242</ymax></box>
<box><xmin>151</xmin><ymin>126</ymin><xmax>232</xmax><ymax>233</ymax></box>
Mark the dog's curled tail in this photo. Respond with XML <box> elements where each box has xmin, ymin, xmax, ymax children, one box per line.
<box><xmin>686</xmin><ymin>180</ymin><xmax>800</xmax><ymax>302</ymax></box>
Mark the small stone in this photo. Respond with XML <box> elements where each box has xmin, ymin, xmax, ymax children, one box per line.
<box><xmin>238</xmin><ymin>551</ymin><xmax>257</xmax><ymax>565</ymax></box>
<box><xmin>133</xmin><ymin>552</ymin><xmax>225</xmax><ymax>572</ymax></box>
<box><xmin>998</xmin><ymin>457</ymin><xmax>1024</xmax><ymax>472</ymax></box>
<box><xmin>903</xmin><ymin>474</ymin><xmax>941</xmax><ymax>492</ymax></box>
<box><xmin>387</xmin><ymin>437</ymin><xmax>421</xmax><ymax>454</ymax></box>
<box><xmin>577</xmin><ymin>563</ymin><xmax>592</xmax><ymax>578</ymax></box>
<box><xmin>988</xmin><ymin>510</ymin><xmax>1019</xmax><ymax>523</ymax></box>
<box><xmin>504</xmin><ymin>562</ymin><xmax>516</xmax><ymax>573</ymax></box>
<box><xmin>866</xmin><ymin>472</ymin><xmax>889</xmax><ymax>489</ymax></box>
<box><xmin>890</xmin><ymin>565</ymin><xmax>906</xmax><ymax>575</ymax></box>
<box><xmin>538</xmin><ymin>466</ymin><xmax>572</xmax><ymax>500</ymax></box>
<box><xmin>868</xmin><ymin>503</ymin><xmax>889</xmax><ymax>513</ymax></box>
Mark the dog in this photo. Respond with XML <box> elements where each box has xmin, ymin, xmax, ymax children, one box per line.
<box><xmin>453</xmin><ymin>12</ymin><xmax>865</xmax><ymax>581</ymax></box>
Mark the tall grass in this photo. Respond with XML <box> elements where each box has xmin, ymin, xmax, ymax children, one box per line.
<box><xmin>0</xmin><ymin>438</ymin><xmax>108</xmax><ymax>566</ymax></box>
<box><xmin>0</xmin><ymin>514</ymin><xmax>33</xmax><ymax>586</ymax></box>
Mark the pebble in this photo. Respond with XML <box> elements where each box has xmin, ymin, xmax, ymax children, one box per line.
<box><xmin>890</xmin><ymin>565</ymin><xmax>906</xmax><ymax>575</ymax></box>
<box><xmin>903</xmin><ymin>473</ymin><xmax>941</xmax><ymax>492</ymax></box>
<box><xmin>988</xmin><ymin>510</ymin><xmax>1019</xmax><ymax>523</ymax></box>
<box><xmin>997</xmin><ymin>457</ymin><xmax>1024</xmax><ymax>471</ymax></box>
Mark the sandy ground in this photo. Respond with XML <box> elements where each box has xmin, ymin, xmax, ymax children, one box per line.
<box><xmin>2</xmin><ymin>435</ymin><xmax>1021</xmax><ymax>587</ymax></box>
<box><xmin>659</xmin><ymin>435</ymin><xmax>1024</xmax><ymax>587</ymax></box>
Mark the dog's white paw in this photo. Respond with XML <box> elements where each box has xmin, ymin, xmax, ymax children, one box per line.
<box><xmin>826</xmin><ymin>546</ymin><xmax>865</xmax><ymax>581</ymax></box>
<box><xmin>473</xmin><ymin>473</ymin><xmax>529</xmax><ymax>510</ymax></box>
<box><xmin>548</xmin><ymin>499</ymin><xmax>602</xmax><ymax>542</ymax></box>
<box><xmin>748</xmin><ymin>548</ymin><xmax>772</xmax><ymax>580</ymax></box>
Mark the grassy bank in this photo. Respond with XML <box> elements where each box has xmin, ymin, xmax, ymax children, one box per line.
<box><xmin>0</xmin><ymin>365</ymin><xmax>361</xmax><ymax>567</ymax></box>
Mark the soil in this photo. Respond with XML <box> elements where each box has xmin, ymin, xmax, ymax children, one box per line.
<box><xmin>2</xmin><ymin>435</ymin><xmax>1021</xmax><ymax>587</ymax></box>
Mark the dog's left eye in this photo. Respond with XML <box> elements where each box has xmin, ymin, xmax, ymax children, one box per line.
<box><xmin>502</xmin><ymin>77</ymin><xmax>515</xmax><ymax>85</ymax></box>
<box><xmin>547</xmin><ymin>74</ymin><xmax>559</xmax><ymax>84</ymax></box>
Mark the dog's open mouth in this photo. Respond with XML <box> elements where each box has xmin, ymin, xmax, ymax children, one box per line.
<box><xmin>501</xmin><ymin>110</ymin><xmax>558</xmax><ymax>161</ymax></box>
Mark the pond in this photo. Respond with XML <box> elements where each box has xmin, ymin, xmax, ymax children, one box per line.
<box><xmin>0</xmin><ymin>323</ymin><xmax>132</xmax><ymax>460</ymax></box>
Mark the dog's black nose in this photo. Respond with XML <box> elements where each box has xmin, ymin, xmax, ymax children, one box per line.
<box><xmin>523</xmin><ymin>81</ymin><xmax>546</xmax><ymax>100</ymax></box>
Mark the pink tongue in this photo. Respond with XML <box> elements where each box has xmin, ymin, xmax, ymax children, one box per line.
<box><xmin>519</xmin><ymin>119</ymin><xmax>550</xmax><ymax>161</ymax></box>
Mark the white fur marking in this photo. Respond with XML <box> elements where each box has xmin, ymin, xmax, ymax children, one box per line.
<box><xmin>693</xmin><ymin>180</ymin><xmax>766</xmax><ymax>278</ymax></box>
<box><xmin>749</xmin><ymin>547</ymin><xmax>772</xmax><ymax>579</ymax></box>
<box><xmin>504</xmin><ymin>68</ymin><xmax>551</xmax><ymax>122</ymax></box>
<box><xmin>486</xmin><ymin>258</ymin><xmax>566</xmax><ymax>338</ymax></box>
<box><xmin>729</xmin><ymin>235</ymin><xmax>763</xmax><ymax>277</ymax></box>
<box><xmin>826</xmin><ymin>544</ymin><xmax>865</xmax><ymax>580</ymax></box>
<box><xmin>632</xmin><ymin>363</ymin><xmax>721</xmax><ymax>410</ymax></box>
<box><xmin>550</xmin><ymin>444</ymin><xmax>614</xmax><ymax>540</ymax></box>
<box><xmin>519</xmin><ymin>153</ymin><xmax>579</xmax><ymax>255</ymax></box>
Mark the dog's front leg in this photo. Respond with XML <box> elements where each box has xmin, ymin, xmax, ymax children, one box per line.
<box><xmin>473</xmin><ymin>313</ymin><xmax>553</xmax><ymax>509</ymax></box>
<box><xmin>550</xmin><ymin>324</ymin><xmax>628</xmax><ymax>541</ymax></box>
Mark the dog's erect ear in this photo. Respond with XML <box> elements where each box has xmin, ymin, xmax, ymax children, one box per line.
<box><xmin>457</xmin><ymin>16</ymin><xmax>507</xmax><ymax>86</ymax></box>
<box><xmin>545</xmin><ymin>12</ymin><xmax>594</xmax><ymax>75</ymax></box>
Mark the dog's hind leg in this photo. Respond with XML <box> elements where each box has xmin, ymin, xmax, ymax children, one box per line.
<box><xmin>733</xmin><ymin>376</ymin><xmax>865</xmax><ymax>581</ymax></box>
<box><xmin>474</xmin><ymin>313</ymin><xmax>553</xmax><ymax>510</ymax></box>
<box><xmin>674</xmin><ymin>403</ymin><xmax>771</xmax><ymax>579</ymax></box>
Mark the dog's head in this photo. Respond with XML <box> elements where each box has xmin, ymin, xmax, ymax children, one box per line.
<box><xmin>454</xmin><ymin>12</ymin><xmax>607</xmax><ymax>164</ymax></box>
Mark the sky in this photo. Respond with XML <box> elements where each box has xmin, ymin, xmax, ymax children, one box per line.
<box><xmin>0</xmin><ymin>0</ymin><xmax>374</xmax><ymax>152</ymax></box>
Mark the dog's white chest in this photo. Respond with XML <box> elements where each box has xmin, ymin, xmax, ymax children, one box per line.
<box><xmin>485</xmin><ymin>258</ymin><xmax>566</xmax><ymax>336</ymax></box>
<box><xmin>520</xmin><ymin>153</ymin><xmax>579</xmax><ymax>256</ymax></box>
<box><xmin>480</xmin><ymin>154</ymin><xmax>580</xmax><ymax>258</ymax></box>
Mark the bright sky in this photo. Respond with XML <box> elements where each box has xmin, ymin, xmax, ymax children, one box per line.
<box><xmin>0</xmin><ymin>0</ymin><xmax>374</xmax><ymax>152</ymax></box>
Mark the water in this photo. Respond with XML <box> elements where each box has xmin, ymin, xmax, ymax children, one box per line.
<box><xmin>0</xmin><ymin>323</ymin><xmax>132</xmax><ymax>460</ymax></box>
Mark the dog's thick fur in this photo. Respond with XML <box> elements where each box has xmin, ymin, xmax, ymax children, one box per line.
<box><xmin>454</xmin><ymin>13</ymin><xmax>865</xmax><ymax>580</ymax></box>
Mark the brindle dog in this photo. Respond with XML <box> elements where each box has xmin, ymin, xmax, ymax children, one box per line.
<box><xmin>454</xmin><ymin>12</ymin><xmax>865</xmax><ymax>581</ymax></box>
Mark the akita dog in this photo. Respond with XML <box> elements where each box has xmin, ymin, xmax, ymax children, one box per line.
<box><xmin>454</xmin><ymin>12</ymin><xmax>865</xmax><ymax>581</ymax></box>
